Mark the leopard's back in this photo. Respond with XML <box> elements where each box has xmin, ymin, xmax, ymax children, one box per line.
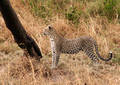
<box><xmin>60</xmin><ymin>36</ymin><xmax>95</xmax><ymax>54</ymax></box>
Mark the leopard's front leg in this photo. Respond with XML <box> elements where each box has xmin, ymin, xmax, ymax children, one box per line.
<box><xmin>51</xmin><ymin>49</ymin><xmax>60</xmax><ymax>69</ymax></box>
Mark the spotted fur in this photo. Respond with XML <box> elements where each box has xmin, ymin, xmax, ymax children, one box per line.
<box><xmin>43</xmin><ymin>25</ymin><xmax>112</xmax><ymax>68</ymax></box>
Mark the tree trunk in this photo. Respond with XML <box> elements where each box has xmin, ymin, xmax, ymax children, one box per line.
<box><xmin>0</xmin><ymin>0</ymin><xmax>42</xmax><ymax>60</ymax></box>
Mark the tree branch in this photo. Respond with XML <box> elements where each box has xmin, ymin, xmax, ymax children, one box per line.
<box><xmin>0</xmin><ymin>0</ymin><xmax>42</xmax><ymax>60</ymax></box>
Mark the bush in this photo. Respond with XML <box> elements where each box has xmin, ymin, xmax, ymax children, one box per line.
<box><xmin>65</xmin><ymin>6</ymin><xmax>83</xmax><ymax>26</ymax></box>
<box><xmin>100</xmin><ymin>0</ymin><xmax>117</xmax><ymax>20</ymax></box>
<box><xmin>86</xmin><ymin>0</ymin><xmax>120</xmax><ymax>21</ymax></box>
<box><xmin>27</xmin><ymin>0</ymin><xmax>70</xmax><ymax>21</ymax></box>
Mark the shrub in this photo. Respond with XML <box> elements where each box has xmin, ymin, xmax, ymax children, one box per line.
<box><xmin>86</xmin><ymin>0</ymin><xmax>119</xmax><ymax>21</ymax></box>
<box><xmin>100</xmin><ymin>0</ymin><xmax>117</xmax><ymax>20</ymax></box>
<box><xmin>27</xmin><ymin>0</ymin><xmax>70</xmax><ymax>22</ymax></box>
<box><xmin>65</xmin><ymin>6</ymin><xmax>83</xmax><ymax>26</ymax></box>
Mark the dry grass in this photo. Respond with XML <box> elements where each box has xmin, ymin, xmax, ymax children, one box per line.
<box><xmin>0</xmin><ymin>53</ymin><xmax>120</xmax><ymax>85</ymax></box>
<box><xmin>0</xmin><ymin>0</ymin><xmax>120</xmax><ymax>85</ymax></box>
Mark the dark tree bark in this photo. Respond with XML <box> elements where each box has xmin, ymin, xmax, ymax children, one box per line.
<box><xmin>0</xmin><ymin>0</ymin><xmax>42</xmax><ymax>60</ymax></box>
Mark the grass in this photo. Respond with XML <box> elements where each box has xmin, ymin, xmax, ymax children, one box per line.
<box><xmin>112</xmin><ymin>46</ymin><xmax>120</xmax><ymax>65</ymax></box>
<box><xmin>0</xmin><ymin>0</ymin><xmax>120</xmax><ymax>85</ymax></box>
<box><xmin>26</xmin><ymin>0</ymin><xmax>120</xmax><ymax>25</ymax></box>
<box><xmin>0</xmin><ymin>53</ymin><xmax>120</xmax><ymax>85</ymax></box>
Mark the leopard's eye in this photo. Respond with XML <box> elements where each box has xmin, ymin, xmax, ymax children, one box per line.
<box><xmin>48</xmin><ymin>26</ymin><xmax>52</xmax><ymax>30</ymax></box>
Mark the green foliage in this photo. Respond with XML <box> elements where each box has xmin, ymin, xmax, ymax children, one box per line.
<box><xmin>21</xmin><ymin>0</ymin><xmax>25</xmax><ymax>5</ymax></box>
<box><xmin>100</xmin><ymin>0</ymin><xmax>117</xmax><ymax>21</ymax></box>
<box><xmin>27</xmin><ymin>0</ymin><xmax>70</xmax><ymax>21</ymax></box>
<box><xmin>65</xmin><ymin>6</ymin><xmax>83</xmax><ymax>25</ymax></box>
<box><xmin>86</xmin><ymin>0</ymin><xmax>120</xmax><ymax>21</ymax></box>
<box><xmin>26</xmin><ymin>0</ymin><xmax>120</xmax><ymax>25</ymax></box>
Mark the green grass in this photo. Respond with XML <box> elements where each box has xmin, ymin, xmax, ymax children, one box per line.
<box><xmin>25</xmin><ymin>0</ymin><xmax>120</xmax><ymax>25</ymax></box>
<box><xmin>99</xmin><ymin>0</ymin><xmax>118</xmax><ymax>21</ymax></box>
<box><xmin>65</xmin><ymin>6</ymin><xmax>83</xmax><ymax>26</ymax></box>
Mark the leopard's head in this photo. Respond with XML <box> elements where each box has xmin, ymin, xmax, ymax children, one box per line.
<box><xmin>43</xmin><ymin>25</ymin><xmax>56</xmax><ymax>36</ymax></box>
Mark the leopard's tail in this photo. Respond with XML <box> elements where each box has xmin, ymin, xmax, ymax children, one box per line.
<box><xmin>94</xmin><ymin>43</ymin><xmax>112</xmax><ymax>61</ymax></box>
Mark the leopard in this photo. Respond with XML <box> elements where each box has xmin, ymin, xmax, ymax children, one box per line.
<box><xmin>43</xmin><ymin>25</ymin><xmax>112</xmax><ymax>69</ymax></box>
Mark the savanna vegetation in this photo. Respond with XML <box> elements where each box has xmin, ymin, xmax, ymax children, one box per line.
<box><xmin>0</xmin><ymin>0</ymin><xmax>120</xmax><ymax>85</ymax></box>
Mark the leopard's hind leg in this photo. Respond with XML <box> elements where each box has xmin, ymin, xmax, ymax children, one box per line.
<box><xmin>82</xmin><ymin>43</ymin><xmax>99</xmax><ymax>63</ymax></box>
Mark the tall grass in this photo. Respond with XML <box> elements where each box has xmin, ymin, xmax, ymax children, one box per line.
<box><xmin>26</xmin><ymin>0</ymin><xmax>120</xmax><ymax>25</ymax></box>
<box><xmin>0</xmin><ymin>0</ymin><xmax>120</xmax><ymax>85</ymax></box>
